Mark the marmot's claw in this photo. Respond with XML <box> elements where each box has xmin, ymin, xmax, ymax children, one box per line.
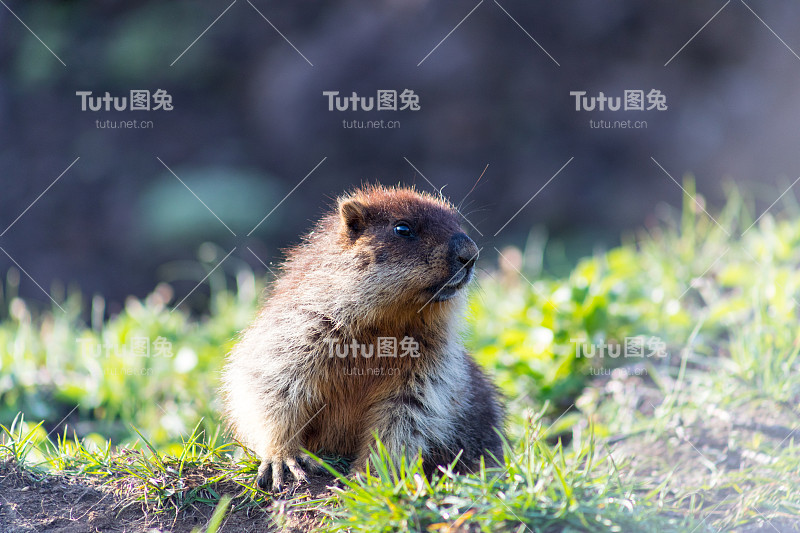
<box><xmin>257</xmin><ymin>457</ymin><xmax>309</xmax><ymax>492</ymax></box>
<box><xmin>256</xmin><ymin>461</ymin><xmax>273</xmax><ymax>491</ymax></box>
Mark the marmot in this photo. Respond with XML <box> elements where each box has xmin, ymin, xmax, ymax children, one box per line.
<box><xmin>221</xmin><ymin>185</ymin><xmax>505</xmax><ymax>491</ymax></box>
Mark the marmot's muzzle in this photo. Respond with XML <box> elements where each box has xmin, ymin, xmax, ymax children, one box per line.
<box><xmin>449</xmin><ymin>232</ymin><xmax>479</xmax><ymax>272</ymax></box>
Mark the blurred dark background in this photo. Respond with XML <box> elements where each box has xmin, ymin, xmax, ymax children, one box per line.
<box><xmin>1</xmin><ymin>0</ymin><xmax>799</xmax><ymax>312</ymax></box>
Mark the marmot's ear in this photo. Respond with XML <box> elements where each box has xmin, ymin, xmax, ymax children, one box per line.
<box><xmin>339</xmin><ymin>198</ymin><xmax>367</xmax><ymax>237</ymax></box>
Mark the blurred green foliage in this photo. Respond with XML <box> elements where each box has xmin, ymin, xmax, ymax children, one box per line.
<box><xmin>0</xmin><ymin>250</ymin><xmax>261</xmax><ymax>454</ymax></box>
<box><xmin>468</xmin><ymin>182</ymin><xmax>800</xmax><ymax>413</ymax></box>
<box><xmin>2</xmin><ymin>182</ymin><xmax>800</xmax><ymax>452</ymax></box>
<box><xmin>138</xmin><ymin>166</ymin><xmax>282</xmax><ymax>246</ymax></box>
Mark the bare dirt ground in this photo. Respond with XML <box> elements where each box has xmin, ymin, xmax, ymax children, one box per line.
<box><xmin>0</xmin><ymin>461</ymin><xmax>337</xmax><ymax>533</ymax></box>
<box><xmin>582</xmin><ymin>365</ymin><xmax>800</xmax><ymax>533</ymax></box>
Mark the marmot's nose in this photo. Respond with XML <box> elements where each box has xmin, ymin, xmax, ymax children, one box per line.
<box><xmin>450</xmin><ymin>233</ymin><xmax>479</xmax><ymax>269</ymax></box>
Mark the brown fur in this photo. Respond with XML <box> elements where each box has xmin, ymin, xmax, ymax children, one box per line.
<box><xmin>221</xmin><ymin>185</ymin><xmax>505</xmax><ymax>491</ymax></box>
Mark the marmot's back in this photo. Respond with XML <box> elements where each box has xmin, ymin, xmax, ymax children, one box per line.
<box><xmin>221</xmin><ymin>185</ymin><xmax>505</xmax><ymax>491</ymax></box>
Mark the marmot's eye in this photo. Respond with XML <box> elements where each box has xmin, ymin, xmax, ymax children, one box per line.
<box><xmin>393</xmin><ymin>223</ymin><xmax>414</xmax><ymax>238</ymax></box>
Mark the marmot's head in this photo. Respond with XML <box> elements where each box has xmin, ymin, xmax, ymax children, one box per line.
<box><xmin>334</xmin><ymin>185</ymin><xmax>479</xmax><ymax>314</ymax></box>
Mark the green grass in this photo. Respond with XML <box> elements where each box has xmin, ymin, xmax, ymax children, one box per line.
<box><xmin>1</xmin><ymin>182</ymin><xmax>799</xmax><ymax>531</ymax></box>
<box><xmin>309</xmin><ymin>412</ymin><xmax>691</xmax><ymax>532</ymax></box>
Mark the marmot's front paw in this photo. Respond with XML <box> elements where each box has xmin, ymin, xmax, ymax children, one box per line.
<box><xmin>256</xmin><ymin>455</ymin><xmax>315</xmax><ymax>492</ymax></box>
